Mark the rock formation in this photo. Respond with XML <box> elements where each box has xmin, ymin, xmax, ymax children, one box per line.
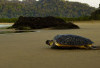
<box><xmin>12</xmin><ymin>16</ymin><xmax>79</xmax><ymax>30</ymax></box>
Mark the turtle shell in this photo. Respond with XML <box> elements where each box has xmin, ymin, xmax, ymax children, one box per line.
<box><xmin>54</xmin><ymin>34</ymin><xmax>93</xmax><ymax>46</ymax></box>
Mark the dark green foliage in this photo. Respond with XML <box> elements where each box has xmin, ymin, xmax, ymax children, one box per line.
<box><xmin>0</xmin><ymin>0</ymin><xmax>95</xmax><ymax>18</ymax></box>
<box><xmin>0</xmin><ymin>18</ymin><xmax>18</xmax><ymax>22</ymax></box>
<box><xmin>91</xmin><ymin>8</ymin><xmax>100</xmax><ymax>20</ymax></box>
<box><xmin>58</xmin><ymin>16</ymin><xmax>91</xmax><ymax>21</ymax></box>
<box><xmin>12</xmin><ymin>16</ymin><xmax>79</xmax><ymax>30</ymax></box>
<box><xmin>0</xmin><ymin>16</ymin><xmax>91</xmax><ymax>23</ymax></box>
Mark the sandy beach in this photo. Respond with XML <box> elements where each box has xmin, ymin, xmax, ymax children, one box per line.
<box><xmin>0</xmin><ymin>21</ymin><xmax>100</xmax><ymax>68</ymax></box>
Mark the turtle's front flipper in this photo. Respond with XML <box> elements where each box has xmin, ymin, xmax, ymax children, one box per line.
<box><xmin>51</xmin><ymin>42</ymin><xmax>59</xmax><ymax>49</ymax></box>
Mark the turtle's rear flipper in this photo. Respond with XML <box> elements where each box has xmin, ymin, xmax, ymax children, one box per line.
<box><xmin>88</xmin><ymin>45</ymin><xmax>99</xmax><ymax>50</ymax></box>
<box><xmin>85</xmin><ymin>45</ymin><xmax>97</xmax><ymax>50</ymax></box>
<box><xmin>90</xmin><ymin>46</ymin><xmax>98</xmax><ymax>49</ymax></box>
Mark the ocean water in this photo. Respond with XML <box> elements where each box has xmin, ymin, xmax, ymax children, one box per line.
<box><xmin>0</xmin><ymin>24</ymin><xmax>12</xmax><ymax>28</ymax></box>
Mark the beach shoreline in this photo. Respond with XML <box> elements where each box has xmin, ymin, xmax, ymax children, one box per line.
<box><xmin>0</xmin><ymin>21</ymin><xmax>100</xmax><ymax>68</ymax></box>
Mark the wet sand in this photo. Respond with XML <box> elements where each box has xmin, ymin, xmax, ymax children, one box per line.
<box><xmin>0</xmin><ymin>22</ymin><xmax>100</xmax><ymax>68</ymax></box>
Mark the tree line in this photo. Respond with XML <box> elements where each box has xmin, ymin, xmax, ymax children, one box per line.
<box><xmin>0</xmin><ymin>0</ymin><xmax>96</xmax><ymax>18</ymax></box>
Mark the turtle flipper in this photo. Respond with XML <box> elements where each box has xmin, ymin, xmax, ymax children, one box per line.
<box><xmin>90</xmin><ymin>46</ymin><xmax>99</xmax><ymax>50</ymax></box>
<box><xmin>51</xmin><ymin>42</ymin><xmax>59</xmax><ymax>48</ymax></box>
<box><xmin>85</xmin><ymin>45</ymin><xmax>98</xmax><ymax>50</ymax></box>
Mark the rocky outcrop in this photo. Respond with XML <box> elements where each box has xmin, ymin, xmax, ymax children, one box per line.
<box><xmin>12</xmin><ymin>16</ymin><xmax>79</xmax><ymax>30</ymax></box>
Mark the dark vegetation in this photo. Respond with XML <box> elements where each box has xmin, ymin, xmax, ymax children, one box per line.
<box><xmin>0</xmin><ymin>16</ymin><xmax>91</xmax><ymax>23</ymax></box>
<box><xmin>0</xmin><ymin>18</ymin><xmax>18</xmax><ymax>23</ymax></box>
<box><xmin>0</xmin><ymin>0</ymin><xmax>98</xmax><ymax>23</ymax></box>
<box><xmin>58</xmin><ymin>16</ymin><xmax>91</xmax><ymax>21</ymax></box>
<box><xmin>0</xmin><ymin>0</ymin><xmax>95</xmax><ymax>18</ymax></box>
<box><xmin>12</xmin><ymin>16</ymin><xmax>79</xmax><ymax>30</ymax></box>
<box><xmin>91</xmin><ymin>7</ymin><xmax>100</xmax><ymax>20</ymax></box>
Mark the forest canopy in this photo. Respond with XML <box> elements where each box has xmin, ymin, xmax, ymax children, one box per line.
<box><xmin>0</xmin><ymin>0</ymin><xmax>96</xmax><ymax>18</ymax></box>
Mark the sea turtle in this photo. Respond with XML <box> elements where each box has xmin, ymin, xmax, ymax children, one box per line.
<box><xmin>46</xmin><ymin>34</ymin><xmax>97</xmax><ymax>49</ymax></box>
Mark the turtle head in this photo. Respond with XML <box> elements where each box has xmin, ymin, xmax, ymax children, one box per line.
<box><xmin>46</xmin><ymin>40</ymin><xmax>54</xmax><ymax>46</ymax></box>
